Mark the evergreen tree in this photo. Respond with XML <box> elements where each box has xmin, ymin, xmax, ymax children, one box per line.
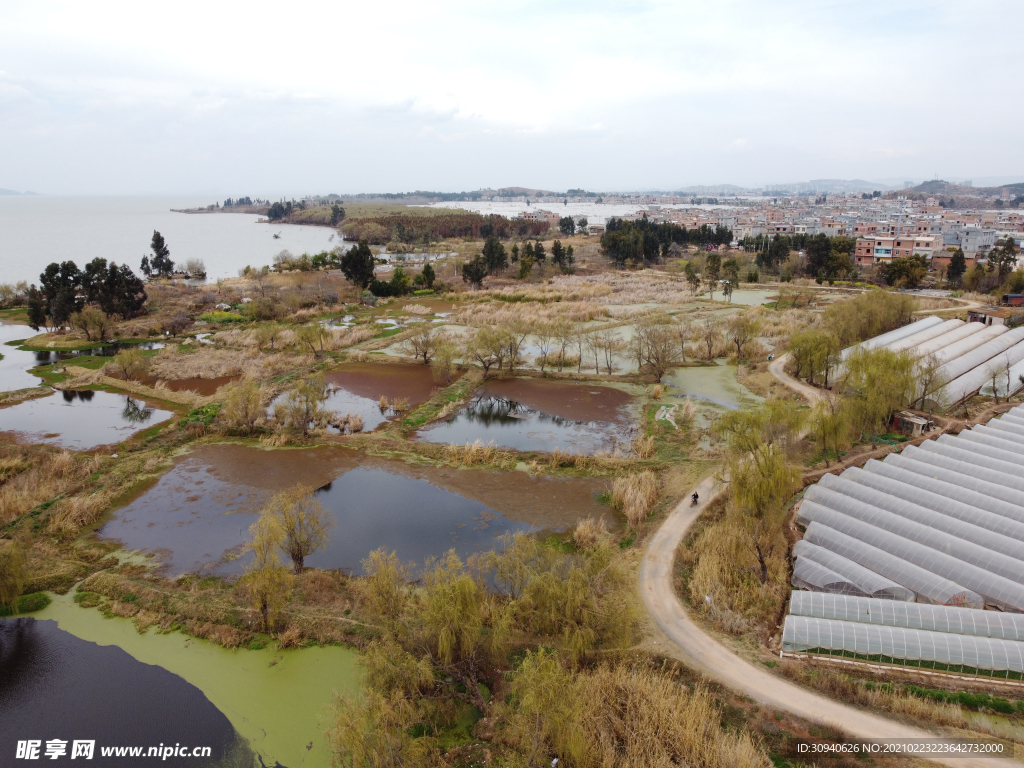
<box><xmin>340</xmin><ymin>240</ymin><xmax>377</xmax><ymax>289</ymax></box>
<box><xmin>149</xmin><ymin>231</ymin><xmax>174</xmax><ymax>277</ymax></box>
<box><xmin>39</xmin><ymin>261</ymin><xmax>82</xmax><ymax>326</ymax></box>
<box><xmin>947</xmin><ymin>248</ymin><xmax>967</xmax><ymax>286</ymax></box>
<box><xmin>551</xmin><ymin>240</ymin><xmax>575</xmax><ymax>273</ymax></box>
<box><xmin>533</xmin><ymin>241</ymin><xmax>546</xmax><ymax>263</ymax></box>
<box><xmin>558</xmin><ymin>216</ymin><xmax>576</xmax><ymax>236</ymax></box>
<box><xmin>461</xmin><ymin>254</ymin><xmax>488</xmax><ymax>288</ymax></box>
<box><xmin>482</xmin><ymin>236</ymin><xmax>507</xmax><ymax>272</ymax></box>
<box><xmin>420</xmin><ymin>262</ymin><xmax>436</xmax><ymax>289</ymax></box>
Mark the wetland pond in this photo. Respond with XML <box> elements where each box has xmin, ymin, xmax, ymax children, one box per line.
<box><xmin>271</xmin><ymin>363</ymin><xmax>441</xmax><ymax>432</ymax></box>
<box><xmin>0</xmin><ymin>322</ymin><xmax>41</xmax><ymax>392</ymax></box>
<box><xmin>416</xmin><ymin>378</ymin><xmax>636</xmax><ymax>454</ymax></box>
<box><xmin>0</xmin><ymin>615</ymin><xmax>251</xmax><ymax>767</ymax></box>
<box><xmin>0</xmin><ymin>390</ymin><xmax>174</xmax><ymax>450</ymax></box>
<box><xmin>98</xmin><ymin>443</ymin><xmax>612</xmax><ymax>576</ymax></box>
<box><xmin>4</xmin><ymin>590</ymin><xmax>361</xmax><ymax>768</ymax></box>
<box><xmin>664</xmin><ymin>362</ymin><xmax>763</xmax><ymax>411</ymax></box>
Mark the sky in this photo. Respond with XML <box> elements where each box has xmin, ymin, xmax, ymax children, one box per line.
<box><xmin>1</xmin><ymin>0</ymin><xmax>1022</xmax><ymax>196</ymax></box>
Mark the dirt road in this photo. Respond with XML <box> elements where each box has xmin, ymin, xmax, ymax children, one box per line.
<box><xmin>639</xmin><ymin>354</ymin><xmax>1020</xmax><ymax>767</ymax></box>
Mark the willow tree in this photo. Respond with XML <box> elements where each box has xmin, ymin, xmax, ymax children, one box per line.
<box><xmin>278</xmin><ymin>375</ymin><xmax>327</xmax><ymax>438</ymax></box>
<box><xmin>239</xmin><ymin>513</ymin><xmax>293</xmax><ymax>632</ymax></box>
<box><xmin>261</xmin><ymin>485</ymin><xmax>333</xmax><ymax>574</ymax></box>
<box><xmin>841</xmin><ymin>346</ymin><xmax>916</xmax><ymax>447</ymax></box>
<box><xmin>715</xmin><ymin>400</ymin><xmax>805</xmax><ymax>586</ymax></box>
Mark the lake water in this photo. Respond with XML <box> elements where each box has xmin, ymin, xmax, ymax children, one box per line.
<box><xmin>0</xmin><ymin>196</ymin><xmax>340</xmax><ymax>284</ymax></box>
<box><xmin>0</xmin><ymin>322</ymin><xmax>41</xmax><ymax>392</ymax></box>
<box><xmin>97</xmin><ymin>444</ymin><xmax>610</xmax><ymax>576</ymax></box>
<box><xmin>0</xmin><ymin>390</ymin><xmax>174</xmax><ymax>450</ymax></box>
<box><xmin>0</xmin><ymin>617</ymin><xmax>250</xmax><ymax>767</ymax></box>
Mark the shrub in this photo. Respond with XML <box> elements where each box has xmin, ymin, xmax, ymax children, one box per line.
<box><xmin>199</xmin><ymin>311</ymin><xmax>247</xmax><ymax>324</ymax></box>
<box><xmin>179</xmin><ymin>404</ymin><xmax>222</xmax><ymax>428</ymax></box>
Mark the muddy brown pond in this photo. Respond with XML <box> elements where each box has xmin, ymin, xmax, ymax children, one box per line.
<box><xmin>272</xmin><ymin>362</ymin><xmax>443</xmax><ymax>432</ymax></box>
<box><xmin>97</xmin><ymin>444</ymin><xmax>612</xmax><ymax>576</ymax></box>
<box><xmin>416</xmin><ymin>378</ymin><xmax>636</xmax><ymax>454</ymax></box>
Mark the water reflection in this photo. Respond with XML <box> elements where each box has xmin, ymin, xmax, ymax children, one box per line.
<box><xmin>0</xmin><ymin>391</ymin><xmax>172</xmax><ymax>450</ymax></box>
<box><xmin>417</xmin><ymin>394</ymin><xmax>630</xmax><ymax>454</ymax></box>
<box><xmin>32</xmin><ymin>341</ymin><xmax>164</xmax><ymax>365</ymax></box>
<box><xmin>97</xmin><ymin>444</ymin><xmax>610</xmax><ymax>577</ymax></box>
<box><xmin>0</xmin><ymin>618</ymin><xmax>250</xmax><ymax>767</ymax></box>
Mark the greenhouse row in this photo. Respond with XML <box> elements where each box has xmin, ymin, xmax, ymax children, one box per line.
<box><xmin>840</xmin><ymin>316</ymin><xmax>1024</xmax><ymax>408</ymax></box>
<box><xmin>788</xmin><ymin>408</ymin><xmax>1024</xmax><ymax>671</ymax></box>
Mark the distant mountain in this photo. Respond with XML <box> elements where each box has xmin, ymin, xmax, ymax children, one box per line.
<box><xmin>769</xmin><ymin>179</ymin><xmax>894</xmax><ymax>194</ymax></box>
<box><xmin>0</xmin><ymin>188</ymin><xmax>38</xmax><ymax>195</ymax></box>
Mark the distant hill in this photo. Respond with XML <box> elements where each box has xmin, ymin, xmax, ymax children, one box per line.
<box><xmin>898</xmin><ymin>179</ymin><xmax>1024</xmax><ymax>200</ymax></box>
<box><xmin>0</xmin><ymin>188</ymin><xmax>38</xmax><ymax>195</ymax></box>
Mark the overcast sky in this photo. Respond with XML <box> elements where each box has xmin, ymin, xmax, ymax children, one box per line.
<box><xmin>2</xmin><ymin>0</ymin><xmax>1022</xmax><ymax>196</ymax></box>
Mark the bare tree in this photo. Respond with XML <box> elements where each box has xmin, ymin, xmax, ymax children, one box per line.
<box><xmin>631</xmin><ymin>316</ymin><xmax>681</xmax><ymax>381</ymax></box>
<box><xmin>726</xmin><ymin>314</ymin><xmax>760</xmax><ymax>362</ymax></box>
<box><xmin>697</xmin><ymin>316</ymin><xmax>721</xmax><ymax>360</ymax></box>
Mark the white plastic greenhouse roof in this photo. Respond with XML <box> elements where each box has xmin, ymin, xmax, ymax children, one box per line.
<box><xmin>930</xmin><ymin>323</ymin><xmax>1007</xmax><ymax>366</ymax></box>
<box><xmin>914</xmin><ymin>322</ymin><xmax>985</xmax><ymax>357</ymax></box>
<box><xmin>886</xmin><ymin>319</ymin><xmax>963</xmax><ymax>353</ymax></box>
<box><xmin>839</xmin><ymin>316</ymin><xmax>942</xmax><ymax>360</ymax></box>
<box><xmin>782</xmin><ymin>615</ymin><xmax>1024</xmax><ymax>673</ymax></box>
<box><xmin>934</xmin><ymin>335</ymin><xmax>1024</xmax><ymax>406</ymax></box>
<box><xmin>790</xmin><ymin>416</ymin><xmax>1024</xmax><ymax>673</ymax></box>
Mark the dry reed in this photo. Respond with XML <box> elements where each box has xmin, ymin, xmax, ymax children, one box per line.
<box><xmin>573</xmin><ymin>516</ymin><xmax>609</xmax><ymax>549</ymax></box>
<box><xmin>632</xmin><ymin>434</ymin><xmax>655</xmax><ymax>459</ymax></box>
<box><xmin>402</xmin><ymin>304</ymin><xmax>431</xmax><ymax>315</ymax></box>
<box><xmin>444</xmin><ymin>439</ymin><xmax>507</xmax><ymax>466</ymax></box>
<box><xmin>611</xmin><ymin>471</ymin><xmax>659</xmax><ymax>528</ymax></box>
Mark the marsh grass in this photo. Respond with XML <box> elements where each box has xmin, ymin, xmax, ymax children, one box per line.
<box><xmin>610</xmin><ymin>471</ymin><xmax>659</xmax><ymax>529</ymax></box>
<box><xmin>572</xmin><ymin>516</ymin><xmax>609</xmax><ymax>549</ymax></box>
<box><xmin>0</xmin><ymin>450</ymin><xmax>103</xmax><ymax>526</ymax></box>
<box><xmin>444</xmin><ymin>439</ymin><xmax>513</xmax><ymax>468</ymax></box>
<box><xmin>632</xmin><ymin>434</ymin><xmax>656</xmax><ymax>459</ymax></box>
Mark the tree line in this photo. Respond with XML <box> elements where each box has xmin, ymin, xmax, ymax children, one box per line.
<box><xmin>27</xmin><ymin>258</ymin><xmax>148</xmax><ymax>333</ymax></box>
<box><xmin>600</xmin><ymin>217</ymin><xmax>732</xmax><ymax>267</ymax></box>
<box><xmin>341</xmin><ymin>212</ymin><xmax>549</xmax><ymax>245</ymax></box>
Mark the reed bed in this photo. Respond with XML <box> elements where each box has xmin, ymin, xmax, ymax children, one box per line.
<box><xmin>0</xmin><ymin>451</ymin><xmax>103</xmax><ymax>526</ymax></box>
<box><xmin>402</xmin><ymin>304</ymin><xmax>431</xmax><ymax>315</ymax></box>
<box><xmin>572</xmin><ymin>516</ymin><xmax>609</xmax><ymax>549</ymax></box>
<box><xmin>149</xmin><ymin>347</ymin><xmax>302</xmax><ymax>380</ymax></box>
<box><xmin>632</xmin><ymin>434</ymin><xmax>655</xmax><ymax>459</ymax></box>
<box><xmin>610</xmin><ymin>471</ymin><xmax>659</xmax><ymax>528</ymax></box>
<box><xmin>454</xmin><ymin>300</ymin><xmax>607</xmax><ymax>327</ymax></box>
<box><xmin>444</xmin><ymin>439</ymin><xmax>511</xmax><ymax>467</ymax></box>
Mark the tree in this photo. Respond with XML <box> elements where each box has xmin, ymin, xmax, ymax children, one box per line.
<box><xmin>111</xmin><ymin>348</ymin><xmax>148</xmax><ymax>381</ymax></box>
<box><xmin>70</xmin><ymin>306</ymin><xmax>113</xmax><ymax>341</ymax></box>
<box><xmin>758</xmin><ymin>237</ymin><xmax>789</xmax><ymax>273</ymax></box>
<box><xmin>697</xmin><ymin>315</ymin><xmax>721</xmax><ymax>360</ymax></box>
<box><xmin>532</xmin><ymin>240</ymin><xmax>546</xmax><ymax>263</ymax></box>
<box><xmin>517</xmin><ymin>255</ymin><xmax>535</xmax><ymax>280</ymax></box>
<box><xmin>787</xmin><ymin>328</ymin><xmax>841</xmax><ymax>387</ymax></box>
<box><xmin>239</xmin><ymin>512</ymin><xmax>293</xmax><ymax>632</ymax></box>
<box><xmin>805</xmin><ymin>233</ymin><xmax>832</xmax><ymax>277</ymax></box>
<box><xmin>684</xmin><ymin>261</ymin><xmax>700</xmax><ymax>295</ymax></box>
<box><xmin>149</xmin><ymin>231</ymin><xmax>174</xmax><ymax>277</ymax></box>
<box><xmin>261</xmin><ymin>485</ymin><xmax>334</xmax><ymax>574</ymax></box>
<box><xmin>482</xmin><ymin>236</ymin><xmax>507</xmax><ymax>272</ymax></box>
<box><xmin>461</xmin><ymin>254</ymin><xmax>488</xmax><ymax>288</ymax></box>
<box><xmin>704</xmin><ymin>252</ymin><xmax>722</xmax><ymax>300</ymax></box>
<box><xmin>810</xmin><ymin>393</ymin><xmax>851</xmax><ymax>467</ymax></box>
<box><xmin>991</xmin><ymin>238</ymin><xmax>1018</xmax><ymax>284</ymax></box>
<box><xmin>721</xmin><ymin>258</ymin><xmax>739</xmax><ymax>302</ymax></box>
<box><xmin>37</xmin><ymin>261</ymin><xmax>83</xmax><ymax>328</ymax></box>
<box><xmin>715</xmin><ymin>400</ymin><xmax>804</xmax><ymax>586</ymax></box>
<box><xmin>914</xmin><ymin>352</ymin><xmax>950</xmax><ymax>413</ymax></box>
<box><xmin>430</xmin><ymin>333</ymin><xmax>459</xmax><ymax>385</ymax></box>
<box><xmin>183</xmin><ymin>258</ymin><xmax>207</xmax><ymax>279</ymax></box>
<box><xmin>558</xmin><ymin>216</ymin><xmax>576</xmax><ymax>236</ymax></box>
<box><xmin>551</xmin><ymin>240</ymin><xmax>575</xmax><ymax>273</ymax></box>
<box><xmin>340</xmin><ymin>240</ymin><xmax>376</xmax><ymax>289</ymax></box>
<box><xmin>420</xmin><ymin>262</ymin><xmax>435</xmax><ymax>289</ymax></box>
<box><xmin>881</xmin><ymin>255</ymin><xmax>928</xmax><ymax>288</ymax></box>
<box><xmin>947</xmin><ymin>248</ymin><xmax>967</xmax><ymax>286</ymax></box>
<box><xmin>465</xmin><ymin>326</ymin><xmax>510</xmax><ymax>376</ymax></box>
<box><xmin>631</xmin><ymin>315</ymin><xmax>681</xmax><ymax>381</ymax></box>
<box><xmin>577</xmin><ymin>216</ymin><xmax>588</xmax><ymax>233</ymax></box>
<box><xmin>726</xmin><ymin>313</ymin><xmax>760</xmax><ymax>361</ymax></box>
<box><xmin>296</xmin><ymin>324</ymin><xmax>328</xmax><ymax>357</ymax></box>
<box><xmin>406</xmin><ymin>325</ymin><xmax>440</xmax><ymax>364</ymax></box>
<box><xmin>841</xmin><ymin>346</ymin><xmax>916</xmax><ymax>447</ymax></box>
<box><xmin>330</xmin><ymin>204</ymin><xmax>346</xmax><ymax>226</ymax></box>
<box><xmin>533</xmin><ymin>323</ymin><xmax>556</xmax><ymax>372</ymax></box>
<box><xmin>220</xmin><ymin>381</ymin><xmax>266</xmax><ymax>434</ymax></box>
<box><xmin>278</xmin><ymin>375</ymin><xmax>328</xmax><ymax>437</ymax></box>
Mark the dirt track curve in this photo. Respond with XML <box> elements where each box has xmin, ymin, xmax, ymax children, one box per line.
<box><xmin>640</xmin><ymin>353</ymin><xmax>1021</xmax><ymax>767</ymax></box>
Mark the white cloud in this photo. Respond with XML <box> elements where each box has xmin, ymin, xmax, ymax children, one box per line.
<box><xmin>0</xmin><ymin>0</ymin><xmax>1022</xmax><ymax>193</ymax></box>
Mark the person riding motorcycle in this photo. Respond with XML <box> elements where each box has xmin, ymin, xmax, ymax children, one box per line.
<box><xmin>691</xmin><ymin>492</ymin><xmax>699</xmax><ymax>505</ymax></box>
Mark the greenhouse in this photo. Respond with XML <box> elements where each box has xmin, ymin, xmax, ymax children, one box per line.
<box><xmin>789</xmin><ymin>411</ymin><xmax>1024</xmax><ymax>673</ymax></box>
<box><xmin>886</xmin><ymin>319</ymin><xmax>963</xmax><ymax>353</ymax></box>
<box><xmin>789</xmin><ymin>592</ymin><xmax>1024</xmax><ymax>641</ymax></box>
<box><xmin>781</xmin><ymin>615</ymin><xmax>1024</xmax><ymax>676</ymax></box>
<box><xmin>839</xmin><ymin>316</ymin><xmax>942</xmax><ymax>360</ymax></box>
<box><xmin>913</xmin><ymin>321</ymin><xmax>985</xmax><ymax>357</ymax></box>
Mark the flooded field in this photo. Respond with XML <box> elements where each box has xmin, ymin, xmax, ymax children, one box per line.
<box><xmin>0</xmin><ymin>616</ymin><xmax>250</xmax><ymax>766</ymax></box>
<box><xmin>0</xmin><ymin>390</ymin><xmax>174</xmax><ymax>450</ymax></box>
<box><xmin>0</xmin><ymin>323</ymin><xmax>41</xmax><ymax>392</ymax></box>
<box><xmin>30</xmin><ymin>591</ymin><xmax>360</xmax><ymax>768</ymax></box>
<box><xmin>97</xmin><ymin>443</ymin><xmax>611</xmax><ymax>575</ymax></box>
<box><xmin>322</xmin><ymin>362</ymin><xmax>439</xmax><ymax>430</ymax></box>
<box><xmin>664</xmin><ymin>362</ymin><xmax>763</xmax><ymax>410</ymax></box>
<box><xmin>416</xmin><ymin>378</ymin><xmax>635</xmax><ymax>454</ymax></box>
<box><xmin>117</xmin><ymin>374</ymin><xmax>238</xmax><ymax>396</ymax></box>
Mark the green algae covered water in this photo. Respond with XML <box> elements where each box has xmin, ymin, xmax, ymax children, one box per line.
<box><xmin>35</xmin><ymin>591</ymin><xmax>361</xmax><ymax>768</ymax></box>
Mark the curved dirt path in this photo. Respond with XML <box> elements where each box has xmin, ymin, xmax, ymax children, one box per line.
<box><xmin>640</xmin><ymin>355</ymin><xmax>1020</xmax><ymax>767</ymax></box>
